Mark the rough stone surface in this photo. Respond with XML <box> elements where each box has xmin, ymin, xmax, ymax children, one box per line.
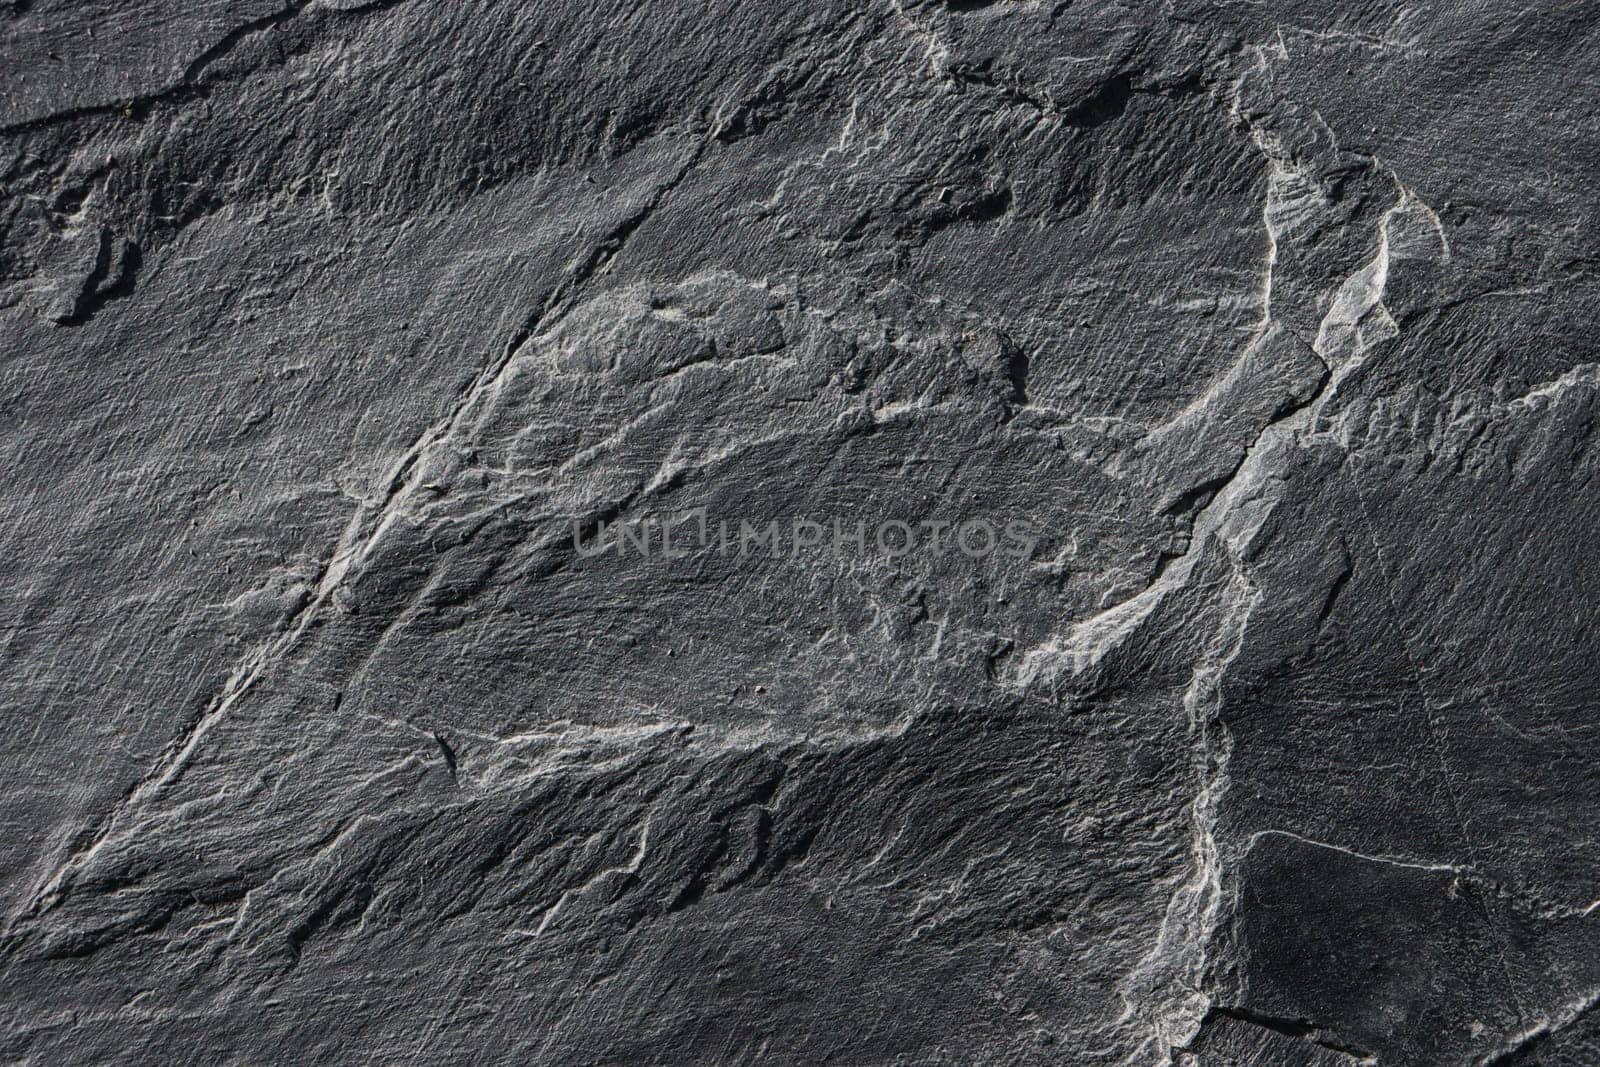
<box><xmin>3</xmin><ymin>2</ymin><xmax>1599</xmax><ymax>1063</ymax></box>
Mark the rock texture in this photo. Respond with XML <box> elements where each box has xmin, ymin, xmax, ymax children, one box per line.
<box><xmin>3</xmin><ymin>2</ymin><xmax>1599</xmax><ymax>1063</ymax></box>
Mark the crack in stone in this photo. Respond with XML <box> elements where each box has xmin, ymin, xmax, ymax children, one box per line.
<box><xmin>1482</xmin><ymin>988</ymin><xmax>1600</xmax><ymax>1066</ymax></box>
<box><xmin>1198</xmin><ymin>1004</ymin><xmax>1379</xmax><ymax>1063</ymax></box>
<box><xmin>0</xmin><ymin>0</ymin><xmax>415</xmax><ymax>137</ymax></box>
<box><xmin>2</xmin><ymin>70</ymin><xmax>838</xmax><ymax>956</ymax></box>
<box><xmin>1096</xmin><ymin>37</ymin><xmax>1474</xmax><ymax>1059</ymax></box>
<box><xmin>2</xmin><ymin>138</ymin><xmax>709</xmax><ymax>951</ymax></box>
